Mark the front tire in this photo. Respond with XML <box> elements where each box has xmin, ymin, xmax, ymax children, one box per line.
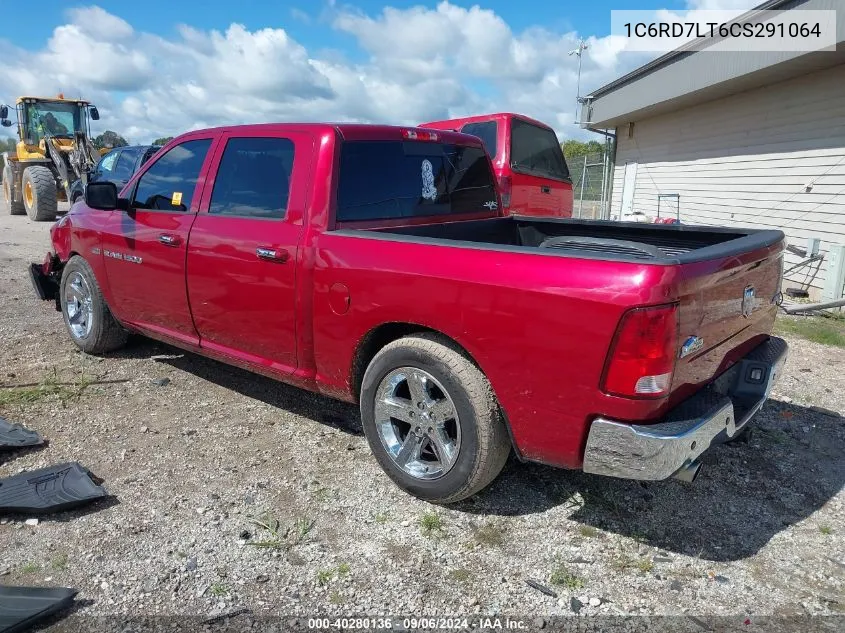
<box><xmin>2</xmin><ymin>163</ymin><xmax>25</xmax><ymax>215</ymax></box>
<box><xmin>360</xmin><ymin>333</ymin><xmax>511</xmax><ymax>504</ymax></box>
<box><xmin>22</xmin><ymin>165</ymin><xmax>57</xmax><ymax>222</ymax></box>
<box><xmin>60</xmin><ymin>256</ymin><xmax>128</xmax><ymax>354</ymax></box>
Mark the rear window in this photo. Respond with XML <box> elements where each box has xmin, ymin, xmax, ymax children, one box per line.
<box><xmin>460</xmin><ymin>121</ymin><xmax>498</xmax><ymax>158</ymax></box>
<box><xmin>336</xmin><ymin>141</ymin><xmax>498</xmax><ymax>223</ymax></box>
<box><xmin>510</xmin><ymin>118</ymin><xmax>570</xmax><ymax>182</ymax></box>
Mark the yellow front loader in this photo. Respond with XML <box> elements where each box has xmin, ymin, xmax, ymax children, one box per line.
<box><xmin>1</xmin><ymin>95</ymin><xmax>102</xmax><ymax>221</ymax></box>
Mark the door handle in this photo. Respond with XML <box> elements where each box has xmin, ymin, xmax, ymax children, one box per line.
<box><xmin>256</xmin><ymin>247</ymin><xmax>289</xmax><ymax>263</ymax></box>
<box><xmin>540</xmin><ymin>186</ymin><xmax>551</xmax><ymax>194</ymax></box>
<box><xmin>158</xmin><ymin>234</ymin><xmax>181</xmax><ymax>247</ymax></box>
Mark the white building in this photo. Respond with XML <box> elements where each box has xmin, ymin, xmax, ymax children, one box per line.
<box><xmin>581</xmin><ymin>0</ymin><xmax>845</xmax><ymax>299</ymax></box>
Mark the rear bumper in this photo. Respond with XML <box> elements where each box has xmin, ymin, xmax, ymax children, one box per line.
<box><xmin>582</xmin><ymin>336</ymin><xmax>788</xmax><ymax>481</ymax></box>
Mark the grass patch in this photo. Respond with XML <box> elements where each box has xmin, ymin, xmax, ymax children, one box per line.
<box><xmin>19</xmin><ymin>562</ymin><xmax>40</xmax><ymax>574</ymax></box>
<box><xmin>774</xmin><ymin>315</ymin><xmax>845</xmax><ymax>348</ymax></box>
<box><xmin>613</xmin><ymin>554</ymin><xmax>654</xmax><ymax>574</ymax></box>
<box><xmin>820</xmin><ymin>525</ymin><xmax>832</xmax><ymax>535</ymax></box>
<box><xmin>579</xmin><ymin>525</ymin><xmax>599</xmax><ymax>538</ymax></box>
<box><xmin>637</xmin><ymin>558</ymin><xmax>655</xmax><ymax>573</ymax></box>
<box><xmin>209</xmin><ymin>582</ymin><xmax>228</xmax><ymax>596</ymax></box>
<box><xmin>312</xmin><ymin>487</ymin><xmax>334</xmax><ymax>502</ymax></box>
<box><xmin>373</xmin><ymin>512</ymin><xmax>390</xmax><ymax>524</ymax></box>
<box><xmin>317</xmin><ymin>564</ymin><xmax>350</xmax><ymax>586</ymax></box>
<box><xmin>0</xmin><ymin>368</ymin><xmax>96</xmax><ymax>409</ymax></box>
<box><xmin>51</xmin><ymin>553</ymin><xmax>69</xmax><ymax>571</ymax></box>
<box><xmin>473</xmin><ymin>522</ymin><xmax>505</xmax><ymax>547</ymax></box>
<box><xmin>247</xmin><ymin>513</ymin><xmax>314</xmax><ymax>550</ymax></box>
<box><xmin>419</xmin><ymin>512</ymin><xmax>444</xmax><ymax>537</ymax></box>
<box><xmin>549</xmin><ymin>564</ymin><xmax>584</xmax><ymax>590</ymax></box>
<box><xmin>292</xmin><ymin>517</ymin><xmax>315</xmax><ymax>545</ymax></box>
<box><xmin>330</xmin><ymin>591</ymin><xmax>344</xmax><ymax>605</ymax></box>
<box><xmin>448</xmin><ymin>569</ymin><xmax>472</xmax><ymax>583</ymax></box>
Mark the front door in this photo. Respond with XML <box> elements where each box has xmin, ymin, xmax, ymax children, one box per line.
<box><xmin>99</xmin><ymin>135</ymin><xmax>216</xmax><ymax>345</ymax></box>
<box><xmin>186</xmin><ymin>131</ymin><xmax>312</xmax><ymax>372</ymax></box>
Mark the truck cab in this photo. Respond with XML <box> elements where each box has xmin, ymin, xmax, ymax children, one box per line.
<box><xmin>419</xmin><ymin>113</ymin><xmax>573</xmax><ymax>218</ymax></box>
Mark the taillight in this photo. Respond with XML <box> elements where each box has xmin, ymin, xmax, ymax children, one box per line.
<box><xmin>403</xmin><ymin>129</ymin><xmax>439</xmax><ymax>141</ymax></box>
<box><xmin>601</xmin><ymin>304</ymin><xmax>679</xmax><ymax>398</ymax></box>
<box><xmin>497</xmin><ymin>175</ymin><xmax>511</xmax><ymax>209</ymax></box>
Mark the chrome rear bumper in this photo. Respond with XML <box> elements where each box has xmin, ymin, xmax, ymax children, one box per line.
<box><xmin>582</xmin><ymin>336</ymin><xmax>788</xmax><ymax>481</ymax></box>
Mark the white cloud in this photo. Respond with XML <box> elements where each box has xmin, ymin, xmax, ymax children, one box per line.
<box><xmin>0</xmin><ymin>3</ymin><xmax>660</xmax><ymax>144</ymax></box>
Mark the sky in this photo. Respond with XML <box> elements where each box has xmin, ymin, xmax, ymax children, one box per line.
<box><xmin>0</xmin><ymin>0</ymin><xmax>759</xmax><ymax>144</ymax></box>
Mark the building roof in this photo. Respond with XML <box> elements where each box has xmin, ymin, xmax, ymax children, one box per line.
<box><xmin>581</xmin><ymin>0</ymin><xmax>845</xmax><ymax>129</ymax></box>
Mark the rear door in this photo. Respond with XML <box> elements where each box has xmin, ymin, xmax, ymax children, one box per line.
<box><xmin>99</xmin><ymin>135</ymin><xmax>216</xmax><ymax>345</ymax></box>
<box><xmin>508</xmin><ymin>117</ymin><xmax>573</xmax><ymax>217</ymax></box>
<box><xmin>186</xmin><ymin>131</ymin><xmax>311</xmax><ymax>373</ymax></box>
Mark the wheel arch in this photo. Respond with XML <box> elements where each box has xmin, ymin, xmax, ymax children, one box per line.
<box><xmin>350</xmin><ymin>321</ymin><xmax>521</xmax><ymax>458</ymax></box>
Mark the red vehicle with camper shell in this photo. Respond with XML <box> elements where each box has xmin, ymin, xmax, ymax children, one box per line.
<box><xmin>31</xmin><ymin>122</ymin><xmax>787</xmax><ymax>503</ymax></box>
<box><xmin>419</xmin><ymin>112</ymin><xmax>574</xmax><ymax>218</ymax></box>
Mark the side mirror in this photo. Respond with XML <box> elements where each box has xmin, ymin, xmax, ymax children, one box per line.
<box><xmin>85</xmin><ymin>181</ymin><xmax>128</xmax><ymax>210</ymax></box>
<box><xmin>0</xmin><ymin>120</ymin><xmax>11</xmax><ymax>128</ymax></box>
<box><xmin>0</xmin><ymin>105</ymin><xmax>7</xmax><ymax>119</ymax></box>
<box><xmin>89</xmin><ymin>106</ymin><xmax>100</xmax><ymax>121</ymax></box>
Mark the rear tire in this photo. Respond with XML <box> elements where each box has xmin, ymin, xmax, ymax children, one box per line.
<box><xmin>60</xmin><ymin>256</ymin><xmax>128</xmax><ymax>354</ymax></box>
<box><xmin>360</xmin><ymin>333</ymin><xmax>511</xmax><ymax>504</ymax></box>
<box><xmin>2</xmin><ymin>163</ymin><xmax>25</xmax><ymax>215</ymax></box>
<box><xmin>22</xmin><ymin>165</ymin><xmax>57</xmax><ymax>222</ymax></box>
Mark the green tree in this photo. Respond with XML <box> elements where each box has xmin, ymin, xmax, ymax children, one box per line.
<box><xmin>93</xmin><ymin>130</ymin><xmax>129</xmax><ymax>149</ymax></box>
<box><xmin>152</xmin><ymin>136</ymin><xmax>174</xmax><ymax>145</ymax></box>
<box><xmin>561</xmin><ymin>139</ymin><xmax>604</xmax><ymax>166</ymax></box>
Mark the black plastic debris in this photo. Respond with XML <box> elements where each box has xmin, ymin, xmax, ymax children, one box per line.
<box><xmin>0</xmin><ymin>586</ymin><xmax>77</xmax><ymax>633</ymax></box>
<box><xmin>0</xmin><ymin>418</ymin><xmax>43</xmax><ymax>449</ymax></box>
<box><xmin>525</xmin><ymin>578</ymin><xmax>558</xmax><ymax>598</ymax></box>
<box><xmin>0</xmin><ymin>463</ymin><xmax>107</xmax><ymax>514</ymax></box>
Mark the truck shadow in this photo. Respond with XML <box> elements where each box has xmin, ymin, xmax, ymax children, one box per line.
<box><xmin>115</xmin><ymin>337</ymin><xmax>363</xmax><ymax>435</ymax></box>
<box><xmin>465</xmin><ymin>400</ymin><xmax>845</xmax><ymax>562</ymax></box>
<box><xmin>116</xmin><ymin>339</ymin><xmax>842</xmax><ymax>563</ymax></box>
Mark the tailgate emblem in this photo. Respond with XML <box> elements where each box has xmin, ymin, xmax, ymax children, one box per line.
<box><xmin>742</xmin><ymin>286</ymin><xmax>756</xmax><ymax>318</ymax></box>
<box><xmin>680</xmin><ymin>336</ymin><xmax>704</xmax><ymax>359</ymax></box>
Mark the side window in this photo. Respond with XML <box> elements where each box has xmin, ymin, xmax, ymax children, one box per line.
<box><xmin>209</xmin><ymin>137</ymin><xmax>295</xmax><ymax>219</ymax></box>
<box><xmin>132</xmin><ymin>139</ymin><xmax>211</xmax><ymax>211</ymax></box>
<box><xmin>112</xmin><ymin>150</ymin><xmax>136</xmax><ymax>181</ymax></box>
<box><xmin>510</xmin><ymin>118</ymin><xmax>570</xmax><ymax>181</ymax></box>
<box><xmin>460</xmin><ymin>121</ymin><xmax>498</xmax><ymax>158</ymax></box>
<box><xmin>99</xmin><ymin>151</ymin><xmax>118</xmax><ymax>174</ymax></box>
<box><xmin>140</xmin><ymin>146</ymin><xmax>160</xmax><ymax>167</ymax></box>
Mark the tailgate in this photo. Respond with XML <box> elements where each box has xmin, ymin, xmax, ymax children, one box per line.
<box><xmin>670</xmin><ymin>245</ymin><xmax>784</xmax><ymax>399</ymax></box>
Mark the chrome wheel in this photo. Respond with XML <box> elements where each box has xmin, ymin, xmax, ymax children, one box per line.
<box><xmin>374</xmin><ymin>367</ymin><xmax>461</xmax><ymax>480</ymax></box>
<box><xmin>65</xmin><ymin>271</ymin><xmax>94</xmax><ymax>339</ymax></box>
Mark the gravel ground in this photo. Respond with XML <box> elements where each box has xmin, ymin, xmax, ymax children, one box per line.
<box><xmin>0</xmin><ymin>209</ymin><xmax>843</xmax><ymax>630</ymax></box>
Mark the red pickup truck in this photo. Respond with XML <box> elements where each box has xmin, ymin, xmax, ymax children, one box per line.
<box><xmin>419</xmin><ymin>113</ymin><xmax>574</xmax><ymax>217</ymax></box>
<box><xmin>30</xmin><ymin>123</ymin><xmax>788</xmax><ymax>503</ymax></box>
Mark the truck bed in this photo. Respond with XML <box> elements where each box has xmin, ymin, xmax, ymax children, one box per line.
<box><xmin>351</xmin><ymin>216</ymin><xmax>783</xmax><ymax>265</ymax></box>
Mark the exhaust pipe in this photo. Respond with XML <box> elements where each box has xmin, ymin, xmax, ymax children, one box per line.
<box><xmin>673</xmin><ymin>461</ymin><xmax>701</xmax><ymax>483</ymax></box>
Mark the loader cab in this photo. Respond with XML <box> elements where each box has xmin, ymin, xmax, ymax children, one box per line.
<box><xmin>20</xmin><ymin>99</ymin><xmax>89</xmax><ymax>145</ymax></box>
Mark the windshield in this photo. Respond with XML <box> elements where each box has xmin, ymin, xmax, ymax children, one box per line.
<box><xmin>510</xmin><ymin>118</ymin><xmax>570</xmax><ymax>182</ymax></box>
<box><xmin>26</xmin><ymin>101</ymin><xmax>85</xmax><ymax>141</ymax></box>
<box><xmin>336</xmin><ymin>140</ymin><xmax>498</xmax><ymax>223</ymax></box>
